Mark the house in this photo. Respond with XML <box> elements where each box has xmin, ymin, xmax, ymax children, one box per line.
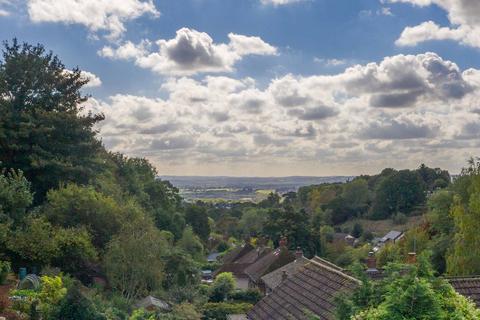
<box><xmin>248</xmin><ymin>252</ymin><xmax>480</xmax><ymax>319</ymax></box>
<box><xmin>135</xmin><ymin>296</ymin><xmax>170</xmax><ymax>312</ymax></box>
<box><xmin>261</xmin><ymin>249</ymin><xmax>310</xmax><ymax>295</ymax></box>
<box><xmin>215</xmin><ymin>243</ymin><xmax>271</xmax><ymax>289</ymax></box>
<box><xmin>243</xmin><ymin>241</ymin><xmax>295</xmax><ymax>292</ymax></box>
<box><xmin>373</xmin><ymin>230</ymin><xmax>404</xmax><ymax>252</ymax></box>
<box><xmin>201</xmin><ymin>270</ymin><xmax>213</xmax><ymax>284</ymax></box>
<box><xmin>247</xmin><ymin>257</ymin><xmax>360</xmax><ymax>319</ymax></box>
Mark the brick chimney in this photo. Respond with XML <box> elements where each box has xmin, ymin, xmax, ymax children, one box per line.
<box><xmin>366</xmin><ymin>251</ymin><xmax>377</xmax><ymax>271</ymax></box>
<box><xmin>407</xmin><ymin>252</ymin><xmax>417</xmax><ymax>264</ymax></box>
<box><xmin>295</xmin><ymin>247</ymin><xmax>303</xmax><ymax>259</ymax></box>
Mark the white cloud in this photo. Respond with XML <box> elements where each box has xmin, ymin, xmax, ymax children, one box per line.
<box><xmin>81</xmin><ymin>71</ymin><xmax>102</xmax><ymax>88</ymax></box>
<box><xmin>314</xmin><ymin>57</ymin><xmax>347</xmax><ymax>66</ymax></box>
<box><xmin>85</xmin><ymin>52</ymin><xmax>480</xmax><ymax>175</ymax></box>
<box><xmin>27</xmin><ymin>0</ymin><xmax>159</xmax><ymax>40</ymax></box>
<box><xmin>0</xmin><ymin>9</ymin><xmax>9</xmax><ymax>16</ymax></box>
<box><xmin>388</xmin><ymin>0</ymin><xmax>480</xmax><ymax>48</ymax></box>
<box><xmin>99</xmin><ymin>28</ymin><xmax>277</xmax><ymax>76</ymax></box>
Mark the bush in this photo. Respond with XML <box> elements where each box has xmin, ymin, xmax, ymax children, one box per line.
<box><xmin>202</xmin><ymin>302</ymin><xmax>253</xmax><ymax>320</ymax></box>
<box><xmin>209</xmin><ymin>272</ymin><xmax>235</xmax><ymax>302</ymax></box>
<box><xmin>392</xmin><ymin>212</ymin><xmax>407</xmax><ymax>225</ymax></box>
<box><xmin>0</xmin><ymin>260</ymin><xmax>11</xmax><ymax>284</ymax></box>
<box><xmin>229</xmin><ymin>289</ymin><xmax>262</xmax><ymax>304</ymax></box>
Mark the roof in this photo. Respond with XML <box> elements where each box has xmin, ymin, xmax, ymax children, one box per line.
<box><xmin>222</xmin><ymin>244</ymin><xmax>255</xmax><ymax>264</ymax></box>
<box><xmin>381</xmin><ymin>230</ymin><xmax>403</xmax><ymax>242</ymax></box>
<box><xmin>261</xmin><ymin>256</ymin><xmax>310</xmax><ymax>290</ymax></box>
<box><xmin>135</xmin><ymin>296</ymin><xmax>170</xmax><ymax>311</ymax></box>
<box><xmin>227</xmin><ymin>315</ymin><xmax>248</xmax><ymax>320</ymax></box>
<box><xmin>247</xmin><ymin>259</ymin><xmax>360</xmax><ymax>320</ymax></box>
<box><xmin>208</xmin><ymin>252</ymin><xmax>222</xmax><ymax>262</ymax></box>
<box><xmin>447</xmin><ymin>276</ymin><xmax>480</xmax><ymax>307</ymax></box>
<box><xmin>215</xmin><ymin>245</ymin><xmax>271</xmax><ymax>277</ymax></box>
<box><xmin>244</xmin><ymin>248</ymin><xmax>295</xmax><ymax>283</ymax></box>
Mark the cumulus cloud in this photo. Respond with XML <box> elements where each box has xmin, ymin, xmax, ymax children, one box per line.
<box><xmin>85</xmin><ymin>52</ymin><xmax>480</xmax><ymax>175</ymax></box>
<box><xmin>27</xmin><ymin>0</ymin><xmax>159</xmax><ymax>40</ymax></box>
<box><xmin>81</xmin><ymin>71</ymin><xmax>102</xmax><ymax>88</ymax></box>
<box><xmin>388</xmin><ymin>0</ymin><xmax>480</xmax><ymax>48</ymax></box>
<box><xmin>99</xmin><ymin>28</ymin><xmax>277</xmax><ymax>76</ymax></box>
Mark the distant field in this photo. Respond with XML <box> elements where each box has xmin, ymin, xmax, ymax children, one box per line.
<box><xmin>160</xmin><ymin>176</ymin><xmax>353</xmax><ymax>202</ymax></box>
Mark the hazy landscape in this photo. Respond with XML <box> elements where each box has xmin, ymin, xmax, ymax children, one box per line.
<box><xmin>161</xmin><ymin>175</ymin><xmax>353</xmax><ymax>201</ymax></box>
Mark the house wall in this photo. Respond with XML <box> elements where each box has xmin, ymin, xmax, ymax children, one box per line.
<box><xmin>235</xmin><ymin>277</ymin><xmax>250</xmax><ymax>290</ymax></box>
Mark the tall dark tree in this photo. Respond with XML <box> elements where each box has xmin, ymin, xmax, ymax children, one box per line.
<box><xmin>0</xmin><ymin>39</ymin><xmax>104</xmax><ymax>202</ymax></box>
<box><xmin>185</xmin><ymin>204</ymin><xmax>211</xmax><ymax>242</ymax></box>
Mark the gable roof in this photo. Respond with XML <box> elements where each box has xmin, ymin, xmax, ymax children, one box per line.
<box><xmin>261</xmin><ymin>256</ymin><xmax>310</xmax><ymax>291</ymax></box>
<box><xmin>135</xmin><ymin>296</ymin><xmax>170</xmax><ymax>311</ymax></box>
<box><xmin>447</xmin><ymin>276</ymin><xmax>480</xmax><ymax>307</ymax></box>
<box><xmin>381</xmin><ymin>230</ymin><xmax>402</xmax><ymax>242</ymax></box>
<box><xmin>244</xmin><ymin>248</ymin><xmax>295</xmax><ymax>283</ymax></box>
<box><xmin>222</xmin><ymin>243</ymin><xmax>255</xmax><ymax>264</ymax></box>
<box><xmin>247</xmin><ymin>259</ymin><xmax>360</xmax><ymax>320</ymax></box>
<box><xmin>215</xmin><ymin>245</ymin><xmax>271</xmax><ymax>277</ymax></box>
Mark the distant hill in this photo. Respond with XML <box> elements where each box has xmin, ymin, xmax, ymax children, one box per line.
<box><xmin>159</xmin><ymin>176</ymin><xmax>354</xmax><ymax>202</ymax></box>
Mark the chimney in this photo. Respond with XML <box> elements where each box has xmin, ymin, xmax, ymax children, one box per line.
<box><xmin>366</xmin><ymin>251</ymin><xmax>377</xmax><ymax>271</ymax></box>
<box><xmin>407</xmin><ymin>252</ymin><xmax>417</xmax><ymax>264</ymax></box>
<box><xmin>295</xmin><ymin>247</ymin><xmax>303</xmax><ymax>259</ymax></box>
<box><xmin>282</xmin><ymin>270</ymin><xmax>288</xmax><ymax>281</ymax></box>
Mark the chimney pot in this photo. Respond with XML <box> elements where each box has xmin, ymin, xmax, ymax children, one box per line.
<box><xmin>295</xmin><ymin>247</ymin><xmax>303</xmax><ymax>259</ymax></box>
<box><xmin>366</xmin><ymin>251</ymin><xmax>377</xmax><ymax>271</ymax></box>
<box><xmin>407</xmin><ymin>252</ymin><xmax>417</xmax><ymax>264</ymax></box>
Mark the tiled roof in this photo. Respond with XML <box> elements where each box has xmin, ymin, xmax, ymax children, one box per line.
<box><xmin>447</xmin><ymin>276</ymin><xmax>480</xmax><ymax>307</ymax></box>
<box><xmin>261</xmin><ymin>256</ymin><xmax>310</xmax><ymax>291</ymax></box>
<box><xmin>215</xmin><ymin>245</ymin><xmax>271</xmax><ymax>277</ymax></box>
<box><xmin>247</xmin><ymin>259</ymin><xmax>360</xmax><ymax>320</ymax></box>
<box><xmin>244</xmin><ymin>248</ymin><xmax>295</xmax><ymax>283</ymax></box>
<box><xmin>222</xmin><ymin>244</ymin><xmax>255</xmax><ymax>264</ymax></box>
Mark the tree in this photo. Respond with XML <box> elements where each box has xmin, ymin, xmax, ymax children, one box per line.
<box><xmin>340</xmin><ymin>254</ymin><xmax>480</xmax><ymax>320</ymax></box>
<box><xmin>210</xmin><ymin>272</ymin><xmax>235</xmax><ymax>302</ymax></box>
<box><xmin>44</xmin><ymin>184</ymin><xmax>125</xmax><ymax>248</ymax></box>
<box><xmin>369</xmin><ymin>170</ymin><xmax>426</xmax><ymax>219</ymax></box>
<box><xmin>342</xmin><ymin>178</ymin><xmax>369</xmax><ymax>215</ymax></box>
<box><xmin>0</xmin><ymin>39</ymin><xmax>104</xmax><ymax>202</ymax></box>
<box><xmin>0</xmin><ymin>168</ymin><xmax>33</xmax><ymax>224</ymax></box>
<box><xmin>447</xmin><ymin>174</ymin><xmax>480</xmax><ymax>276</ymax></box>
<box><xmin>352</xmin><ymin>223</ymin><xmax>363</xmax><ymax>238</ymax></box>
<box><xmin>185</xmin><ymin>204</ymin><xmax>210</xmax><ymax>242</ymax></box>
<box><xmin>104</xmin><ymin>219</ymin><xmax>168</xmax><ymax>301</ymax></box>
<box><xmin>177</xmin><ymin>226</ymin><xmax>204</xmax><ymax>261</ymax></box>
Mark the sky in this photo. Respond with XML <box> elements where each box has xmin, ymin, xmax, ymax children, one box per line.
<box><xmin>1</xmin><ymin>0</ymin><xmax>480</xmax><ymax>177</ymax></box>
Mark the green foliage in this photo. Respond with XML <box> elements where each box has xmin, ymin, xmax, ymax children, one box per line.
<box><xmin>391</xmin><ymin>212</ymin><xmax>407</xmax><ymax>225</ymax></box>
<box><xmin>0</xmin><ymin>168</ymin><xmax>33</xmax><ymax>224</ymax></box>
<box><xmin>209</xmin><ymin>272</ymin><xmax>235</xmax><ymax>302</ymax></box>
<box><xmin>351</xmin><ymin>223</ymin><xmax>363</xmax><ymax>238</ymax></box>
<box><xmin>370</xmin><ymin>170</ymin><xmax>426</xmax><ymax>219</ymax></box>
<box><xmin>104</xmin><ymin>219</ymin><xmax>168</xmax><ymax>301</ymax></box>
<box><xmin>45</xmin><ymin>184</ymin><xmax>124</xmax><ymax>248</ymax></box>
<box><xmin>177</xmin><ymin>226</ymin><xmax>204</xmax><ymax>261</ymax></box>
<box><xmin>0</xmin><ymin>259</ymin><xmax>10</xmax><ymax>284</ymax></box>
<box><xmin>55</xmin><ymin>283</ymin><xmax>107</xmax><ymax>320</ymax></box>
<box><xmin>185</xmin><ymin>204</ymin><xmax>211</xmax><ymax>242</ymax></box>
<box><xmin>229</xmin><ymin>289</ymin><xmax>262</xmax><ymax>304</ymax></box>
<box><xmin>162</xmin><ymin>249</ymin><xmax>200</xmax><ymax>289</ymax></box>
<box><xmin>447</xmin><ymin>174</ymin><xmax>480</xmax><ymax>276</ymax></box>
<box><xmin>129</xmin><ymin>309</ymin><xmax>156</xmax><ymax>320</ymax></box>
<box><xmin>38</xmin><ymin>275</ymin><xmax>67</xmax><ymax>319</ymax></box>
<box><xmin>0</xmin><ymin>39</ymin><xmax>105</xmax><ymax>203</ymax></box>
<box><xmin>202</xmin><ymin>302</ymin><xmax>253</xmax><ymax>320</ymax></box>
<box><xmin>340</xmin><ymin>254</ymin><xmax>480</xmax><ymax>320</ymax></box>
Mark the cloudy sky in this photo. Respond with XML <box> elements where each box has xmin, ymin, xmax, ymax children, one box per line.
<box><xmin>1</xmin><ymin>0</ymin><xmax>480</xmax><ymax>177</ymax></box>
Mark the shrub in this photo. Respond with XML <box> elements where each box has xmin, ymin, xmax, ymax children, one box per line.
<box><xmin>0</xmin><ymin>260</ymin><xmax>11</xmax><ymax>284</ymax></box>
<box><xmin>229</xmin><ymin>289</ymin><xmax>262</xmax><ymax>304</ymax></box>
<box><xmin>202</xmin><ymin>302</ymin><xmax>253</xmax><ymax>320</ymax></box>
<box><xmin>392</xmin><ymin>212</ymin><xmax>407</xmax><ymax>225</ymax></box>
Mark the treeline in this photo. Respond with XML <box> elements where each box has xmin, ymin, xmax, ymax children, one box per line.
<box><xmin>0</xmin><ymin>40</ymin><xmax>235</xmax><ymax>319</ymax></box>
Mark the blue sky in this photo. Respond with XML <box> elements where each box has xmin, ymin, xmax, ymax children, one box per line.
<box><xmin>1</xmin><ymin>0</ymin><xmax>480</xmax><ymax>176</ymax></box>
